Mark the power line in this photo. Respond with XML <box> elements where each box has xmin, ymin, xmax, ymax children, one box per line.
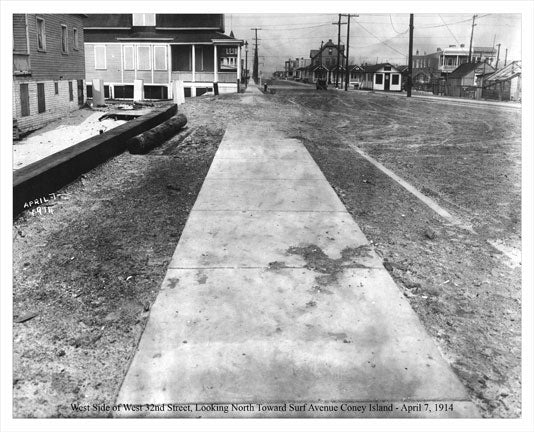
<box><xmin>438</xmin><ymin>14</ymin><xmax>460</xmax><ymax>45</ymax></box>
<box><xmin>389</xmin><ymin>14</ymin><xmax>405</xmax><ymax>34</ymax></box>
<box><xmin>356</xmin><ymin>22</ymin><xmax>407</xmax><ymax>56</ymax></box>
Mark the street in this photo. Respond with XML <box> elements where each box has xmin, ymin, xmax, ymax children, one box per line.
<box><xmin>13</xmin><ymin>83</ymin><xmax>521</xmax><ymax>418</ymax></box>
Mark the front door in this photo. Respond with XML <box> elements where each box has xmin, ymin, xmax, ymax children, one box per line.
<box><xmin>384</xmin><ymin>73</ymin><xmax>390</xmax><ymax>91</ymax></box>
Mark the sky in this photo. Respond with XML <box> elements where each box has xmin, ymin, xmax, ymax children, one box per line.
<box><xmin>225</xmin><ymin>13</ymin><xmax>522</xmax><ymax>75</ymax></box>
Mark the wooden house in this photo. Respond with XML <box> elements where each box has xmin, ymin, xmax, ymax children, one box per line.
<box><xmin>360</xmin><ymin>63</ymin><xmax>403</xmax><ymax>92</ymax></box>
<box><xmin>13</xmin><ymin>14</ymin><xmax>87</xmax><ymax>133</ymax></box>
<box><xmin>83</xmin><ymin>14</ymin><xmax>243</xmax><ymax>99</ymax></box>
<box><xmin>307</xmin><ymin>39</ymin><xmax>345</xmax><ymax>83</ymax></box>
<box><xmin>348</xmin><ymin>65</ymin><xmax>364</xmax><ymax>89</ymax></box>
<box><xmin>482</xmin><ymin>61</ymin><xmax>521</xmax><ymax>101</ymax></box>
<box><xmin>445</xmin><ymin>62</ymin><xmax>495</xmax><ymax>98</ymax></box>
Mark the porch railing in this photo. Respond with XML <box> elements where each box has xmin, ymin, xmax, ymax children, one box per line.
<box><xmin>171</xmin><ymin>71</ymin><xmax>237</xmax><ymax>83</ymax></box>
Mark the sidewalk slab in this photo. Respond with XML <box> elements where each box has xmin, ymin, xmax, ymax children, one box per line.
<box><xmin>115</xmin><ymin>121</ymin><xmax>479</xmax><ymax>418</ymax></box>
<box><xmin>207</xmin><ymin>158</ymin><xmax>325</xmax><ymax>180</ymax></box>
<box><xmin>168</xmin><ymin>211</ymin><xmax>382</xmax><ymax>269</ymax></box>
<box><xmin>193</xmin><ymin>179</ymin><xmax>346</xmax><ymax>212</ymax></box>
<box><xmin>118</xmin><ymin>268</ymin><xmax>468</xmax><ymax>403</ymax></box>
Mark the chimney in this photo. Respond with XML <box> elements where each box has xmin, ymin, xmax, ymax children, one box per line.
<box><xmin>460</xmin><ymin>44</ymin><xmax>465</xmax><ymax>48</ymax></box>
<box><xmin>416</xmin><ymin>50</ymin><xmax>419</xmax><ymax>55</ymax></box>
<box><xmin>437</xmin><ymin>48</ymin><xmax>442</xmax><ymax>52</ymax></box>
<box><xmin>449</xmin><ymin>45</ymin><xmax>456</xmax><ymax>48</ymax></box>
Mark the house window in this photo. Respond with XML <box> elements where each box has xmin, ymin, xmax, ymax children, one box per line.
<box><xmin>69</xmin><ymin>81</ymin><xmax>73</xmax><ymax>101</ymax></box>
<box><xmin>447</xmin><ymin>57</ymin><xmax>454</xmax><ymax>66</ymax></box>
<box><xmin>132</xmin><ymin>13</ymin><xmax>155</xmax><ymax>26</ymax></box>
<box><xmin>20</xmin><ymin>84</ymin><xmax>30</xmax><ymax>117</ymax></box>
<box><xmin>137</xmin><ymin>45</ymin><xmax>151</xmax><ymax>70</ymax></box>
<box><xmin>37</xmin><ymin>83</ymin><xmax>46</xmax><ymax>113</ymax></box>
<box><xmin>154</xmin><ymin>46</ymin><xmax>167</xmax><ymax>70</ymax></box>
<box><xmin>95</xmin><ymin>45</ymin><xmax>106</xmax><ymax>69</ymax></box>
<box><xmin>36</xmin><ymin>17</ymin><xmax>46</xmax><ymax>51</ymax></box>
<box><xmin>392</xmin><ymin>74</ymin><xmax>399</xmax><ymax>85</ymax></box>
<box><xmin>384</xmin><ymin>66</ymin><xmax>391</xmax><ymax>71</ymax></box>
<box><xmin>61</xmin><ymin>25</ymin><xmax>68</xmax><ymax>53</ymax></box>
<box><xmin>54</xmin><ymin>82</ymin><xmax>59</xmax><ymax>94</ymax></box>
<box><xmin>171</xmin><ymin>45</ymin><xmax>191</xmax><ymax>71</ymax></box>
<box><xmin>375</xmin><ymin>74</ymin><xmax>383</xmax><ymax>85</ymax></box>
<box><xmin>73</xmin><ymin>28</ymin><xmax>79</xmax><ymax>50</ymax></box>
<box><xmin>123</xmin><ymin>45</ymin><xmax>134</xmax><ymax>70</ymax></box>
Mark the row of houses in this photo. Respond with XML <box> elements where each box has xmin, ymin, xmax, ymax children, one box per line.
<box><xmin>13</xmin><ymin>13</ymin><xmax>244</xmax><ymax>133</ymax></box>
<box><xmin>282</xmin><ymin>39</ymin><xmax>406</xmax><ymax>91</ymax></box>
<box><xmin>281</xmin><ymin>39</ymin><xmax>521</xmax><ymax>101</ymax></box>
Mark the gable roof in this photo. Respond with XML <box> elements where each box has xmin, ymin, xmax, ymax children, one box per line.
<box><xmin>484</xmin><ymin>61</ymin><xmax>522</xmax><ymax>82</ymax></box>
<box><xmin>449</xmin><ymin>62</ymin><xmax>494</xmax><ymax>78</ymax></box>
<box><xmin>309</xmin><ymin>40</ymin><xmax>345</xmax><ymax>60</ymax></box>
<box><xmin>363</xmin><ymin>63</ymin><xmax>399</xmax><ymax>73</ymax></box>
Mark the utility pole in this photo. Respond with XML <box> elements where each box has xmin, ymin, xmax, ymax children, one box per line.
<box><xmin>407</xmin><ymin>13</ymin><xmax>414</xmax><ymax>97</ymax></box>
<box><xmin>333</xmin><ymin>14</ymin><xmax>347</xmax><ymax>88</ymax></box>
<box><xmin>244</xmin><ymin>41</ymin><xmax>249</xmax><ymax>83</ymax></box>
<box><xmin>495</xmin><ymin>43</ymin><xmax>501</xmax><ymax>69</ymax></box>
<box><xmin>251</xmin><ymin>28</ymin><xmax>261</xmax><ymax>83</ymax></box>
<box><xmin>344</xmin><ymin>14</ymin><xmax>358</xmax><ymax>91</ymax></box>
<box><xmin>504</xmin><ymin>48</ymin><xmax>508</xmax><ymax>66</ymax></box>
<box><xmin>468</xmin><ymin>14</ymin><xmax>477</xmax><ymax>63</ymax></box>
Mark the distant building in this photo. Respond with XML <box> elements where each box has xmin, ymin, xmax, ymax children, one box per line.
<box><xmin>299</xmin><ymin>39</ymin><xmax>346</xmax><ymax>84</ymax></box>
<box><xmin>482</xmin><ymin>61</ymin><xmax>521</xmax><ymax>101</ymax></box>
<box><xmin>13</xmin><ymin>14</ymin><xmax>87</xmax><ymax>133</ymax></box>
<box><xmin>294</xmin><ymin>58</ymin><xmax>311</xmax><ymax>81</ymax></box>
<box><xmin>360</xmin><ymin>63</ymin><xmax>403</xmax><ymax>92</ymax></box>
<box><xmin>445</xmin><ymin>62</ymin><xmax>495</xmax><ymax>98</ymax></box>
<box><xmin>83</xmin><ymin>14</ymin><xmax>243</xmax><ymax>99</ymax></box>
<box><xmin>412</xmin><ymin>45</ymin><xmax>497</xmax><ymax>76</ymax></box>
<box><xmin>284</xmin><ymin>58</ymin><xmax>299</xmax><ymax>79</ymax></box>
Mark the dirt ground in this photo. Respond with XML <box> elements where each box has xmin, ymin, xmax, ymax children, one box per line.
<box><xmin>12</xmin><ymin>84</ymin><xmax>521</xmax><ymax>418</ymax></box>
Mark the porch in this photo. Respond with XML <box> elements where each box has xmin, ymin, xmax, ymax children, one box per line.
<box><xmin>170</xmin><ymin>43</ymin><xmax>240</xmax><ymax>84</ymax></box>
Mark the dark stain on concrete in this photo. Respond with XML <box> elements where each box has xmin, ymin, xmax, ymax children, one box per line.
<box><xmin>287</xmin><ymin>244</ymin><xmax>373</xmax><ymax>285</ymax></box>
<box><xmin>166</xmin><ymin>277</ymin><xmax>180</xmax><ymax>289</ymax></box>
<box><xmin>197</xmin><ymin>272</ymin><xmax>208</xmax><ymax>285</ymax></box>
<box><xmin>328</xmin><ymin>331</ymin><xmax>348</xmax><ymax>341</ymax></box>
<box><xmin>267</xmin><ymin>261</ymin><xmax>288</xmax><ymax>270</ymax></box>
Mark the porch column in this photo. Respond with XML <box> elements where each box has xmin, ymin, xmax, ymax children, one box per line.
<box><xmin>237</xmin><ymin>45</ymin><xmax>241</xmax><ymax>83</ymax></box>
<box><xmin>214</xmin><ymin>45</ymin><xmax>218</xmax><ymax>82</ymax></box>
<box><xmin>192</xmin><ymin>45</ymin><xmax>196</xmax><ymax>82</ymax></box>
<box><xmin>168</xmin><ymin>45</ymin><xmax>172</xmax><ymax>96</ymax></box>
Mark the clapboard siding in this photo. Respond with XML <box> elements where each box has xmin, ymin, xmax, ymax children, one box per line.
<box><xmin>13</xmin><ymin>14</ymin><xmax>28</xmax><ymax>53</ymax></box>
<box><xmin>23</xmin><ymin>14</ymin><xmax>86</xmax><ymax>81</ymax></box>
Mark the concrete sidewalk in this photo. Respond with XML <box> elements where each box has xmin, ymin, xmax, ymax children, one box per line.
<box><xmin>115</xmin><ymin>121</ymin><xmax>479</xmax><ymax>418</ymax></box>
<box><xmin>244</xmin><ymin>84</ymin><xmax>262</xmax><ymax>94</ymax></box>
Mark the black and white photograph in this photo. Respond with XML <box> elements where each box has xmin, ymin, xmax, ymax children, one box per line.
<box><xmin>1</xmin><ymin>1</ymin><xmax>533</xmax><ymax>431</ymax></box>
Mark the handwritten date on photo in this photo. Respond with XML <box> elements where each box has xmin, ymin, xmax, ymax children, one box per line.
<box><xmin>71</xmin><ymin>402</ymin><xmax>455</xmax><ymax>414</ymax></box>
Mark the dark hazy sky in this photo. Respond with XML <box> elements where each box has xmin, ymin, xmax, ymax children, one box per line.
<box><xmin>225</xmin><ymin>13</ymin><xmax>521</xmax><ymax>74</ymax></box>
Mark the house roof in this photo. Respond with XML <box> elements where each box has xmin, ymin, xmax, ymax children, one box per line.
<box><xmin>362</xmin><ymin>63</ymin><xmax>399</xmax><ymax>73</ymax></box>
<box><xmin>473</xmin><ymin>46</ymin><xmax>496</xmax><ymax>53</ymax></box>
<box><xmin>84</xmin><ymin>14</ymin><xmax>225</xmax><ymax>31</ymax></box>
<box><xmin>84</xmin><ymin>29</ymin><xmax>241</xmax><ymax>44</ymax></box>
<box><xmin>309</xmin><ymin>40</ymin><xmax>345</xmax><ymax>60</ymax></box>
<box><xmin>449</xmin><ymin>62</ymin><xmax>494</xmax><ymax>78</ymax></box>
<box><xmin>485</xmin><ymin>61</ymin><xmax>522</xmax><ymax>82</ymax></box>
